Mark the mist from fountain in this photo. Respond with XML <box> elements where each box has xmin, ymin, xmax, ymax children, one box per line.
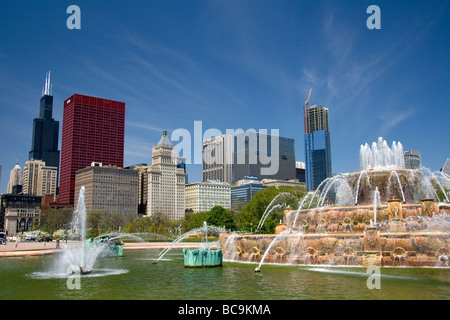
<box><xmin>255</xmin><ymin>228</ymin><xmax>298</xmax><ymax>272</ymax></box>
<box><xmin>33</xmin><ymin>186</ymin><xmax>129</xmax><ymax>279</ymax></box>
<box><xmin>225</xmin><ymin>137</ymin><xmax>450</xmax><ymax>270</ymax></box>
<box><xmin>360</xmin><ymin>137</ymin><xmax>405</xmax><ymax>170</ymax></box>
<box><xmin>64</xmin><ymin>186</ymin><xmax>106</xmax><ymax>274</ymax></box>
<box><xmin>387</xmin><ymin>171</ymin><xmax>406</xmax><ymax>203</ymax></box>
<box><xmin>255</xmin><ymin>192</ymin><xmax>292</xmax><ymax>233</ymax></box>
<box><xmin>153</xmin><ymin>222</ymin><xmax>224</xmax><ymax>263</ymax></box>
<box><xmin>372</xmin><ymin>187</ymin><xmax>381</xmax><ymax>225</ymax></box>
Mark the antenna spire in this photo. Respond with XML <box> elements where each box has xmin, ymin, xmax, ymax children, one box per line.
<box><xmin>43</xmin><ymin>71</ymin><xmax>52</xmax><ymax>96</ymax></box>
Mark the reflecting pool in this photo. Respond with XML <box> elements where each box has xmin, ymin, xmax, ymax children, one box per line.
<box><xmin>0</xmin><ymin>249</ymin><xmax>448</xmax><ymax>300</ymax></box>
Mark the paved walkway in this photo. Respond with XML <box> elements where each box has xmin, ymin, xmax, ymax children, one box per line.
<box><xmin>0</xmin><ymin>240</ymin><xmax>201</xmax><ymax>257</ymax></box>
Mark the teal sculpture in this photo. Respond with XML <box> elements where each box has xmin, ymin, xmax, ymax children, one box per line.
<box><xmin>183</xmin><ymin>222</ymin><xmax>223</xmax><ymax>268</ymax></box>
<box><xmin>183</xmin><ymin>248</ymin><xmax>222</xmax><ymax>267</ymax></box>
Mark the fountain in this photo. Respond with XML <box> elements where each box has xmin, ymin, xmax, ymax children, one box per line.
<box><xmin>221</xmin><ymin>137</ymin><xmax>450</xmax><ymax>269</ymax></box>
<box><xmin>183</xmin><ymin>222</ymin><xmax>223</xmax><ymax>268</ymax></box>
<box><xmin>56</xmin><ymin>187</ymin><xmax>127</xmax><ymax>275</ymax></box>
<box><xmin>153</xmin><ymin>222</ymin><xmax>223</xmax><ymax>267</ymax></box>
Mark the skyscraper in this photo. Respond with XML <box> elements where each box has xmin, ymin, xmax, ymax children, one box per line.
<box><xmin>202</xmin><ymin>134</ymin><xmax>233</xmax><ymax>183</ymax></box>
<box><xmin>233</xmin><ymin>132</ymin><xmax>296</xmax><ymax>182</ymax></box>
<box><xmin>7</xmin><ymin>163</ymin><xmax>22</xmax><ymax>194</ymax></box>
<box><xmin>29</xmin><ymin>72</ymin><xmax>60</xmax><ymax>168</ymax></box>
<box><xmin>22</xmin><ymin>160</ymin><xmax>57</xmax><ymax>199</ymax></box>
<box><xmin>304</xmin><ymin>104</ymin><xmax>332</xmax><ymax>191</ymax></box>
<box><xmin>59</xmin><ymin>94</ymin><xmax>125</xmax><ymax>205</ymax></box>
<box><xmin>147</xmin><ymin>130</ymin><xmax>186</xmax><ymax>220</ymax></box>
<box><xmin>202</xmin><ymin>132</ymin><xmax>296</xmax><ymax>184</ymax></box>
<box><xmin>404</xmin><ymin>150</ymin><xmax>422</xmax><ymax>169</ymax></box>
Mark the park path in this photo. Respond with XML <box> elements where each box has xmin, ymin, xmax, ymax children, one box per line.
<box><xmin>0</xmin><ymin>240</ymin><xmax>200</xmax><ymax>257</ymax></box>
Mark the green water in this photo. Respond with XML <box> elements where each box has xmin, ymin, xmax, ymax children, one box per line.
<box><xmin>0</xmin><ymin>249</ymin><xmax>449</xmax><ymax>300</ymax></box>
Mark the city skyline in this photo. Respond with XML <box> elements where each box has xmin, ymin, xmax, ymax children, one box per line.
<box><xmin>1</xmin><ymin>1</ymin><xmax>449</xmax><ymax>193</ymax></box>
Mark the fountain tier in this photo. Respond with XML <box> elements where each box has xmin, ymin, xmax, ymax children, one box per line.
<box><xmin>220</xmin><ymin>138</ymin><xmax>450</xmax><ymax>268</ymax></box>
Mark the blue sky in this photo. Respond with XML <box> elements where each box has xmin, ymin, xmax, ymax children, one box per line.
<box><xmin>0</xmin><ymin>0</ymin><xmax>449</xmax><ymax>193</ymax></box>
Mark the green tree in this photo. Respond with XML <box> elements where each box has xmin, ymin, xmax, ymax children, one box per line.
<box><xmin>238</xmin><ymin>186</ymin><xmax>307</xmax><ymax>233</ymax></box>
<box><xmin>206</xmin><ymin>206</ymin><xmax>237</xmax><ymax>231</ymax></box>
<box><xmin>127</xmin><ymin>223</ymin><xmax>135</xmax><ymax>233</ymax></box>
<box><xmin>157</xmin><ymin>223</ymin><xmax>165</xmax><ymax>234</ymax></box>
<box><xmin>187</xmin><ymin>211</ymin><xmax>208</xmax><ymax>230</ymax></box>
<box><xmin>40</xmin><ymin>208</ymin><xmax>72</xmax><ymax>235</ymax></box>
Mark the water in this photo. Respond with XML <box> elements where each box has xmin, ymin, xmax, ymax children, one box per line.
<box><xmin>1</xmin><ymin>250</ymin><xmax>448</xmax><ymax>300</ymax></box>
<box><xmin>360</xmin><ymin>137</ymin><xmax>405</xmax><ymax>170</ymax></box>
<box><xmin>256</xmin><ymin>192</ymin><xmax>292</xmax><ymax>233</ymax></box>
<box><xmin>154</xmin><ymin>222</ymin><xmax>222</xmax><ymax>263</ymax></box>
<box><xmin>54</xmin><ymin>187</ymin><xmax>131</xmax><ymax>275</ymax></box>
<box><xmin>373</xmin><ymin>187</ymin><xmax>381</xmax><ymax>225</ymax></box>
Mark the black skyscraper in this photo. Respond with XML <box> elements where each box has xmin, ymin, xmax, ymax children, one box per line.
<box><xmin>29</xmin><ymin>72</ymin><xmax>60</xmax><ymax>168</ymax></box>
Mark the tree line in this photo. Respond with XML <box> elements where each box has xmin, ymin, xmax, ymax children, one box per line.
<box><xmin>37</xmin><ymin>186</ymin><xmax>308</xmax><ymax>238</ymax></box>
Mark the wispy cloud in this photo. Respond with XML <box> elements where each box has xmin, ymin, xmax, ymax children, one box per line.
<box><xmin>379</xmin><ymin>108</ymin><xmax>417</xmax><ymax>135</ymax></box>
<box><xmin>126</xmin><ymin>121</ymin><xmax>164</xmax><ymax>133</ymax></box>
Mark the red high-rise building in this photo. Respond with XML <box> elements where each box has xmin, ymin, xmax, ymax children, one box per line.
<box><xmin>59</xmin><ymin>94</ymin><xmax>125</xmax><ymax>205</ymax></box>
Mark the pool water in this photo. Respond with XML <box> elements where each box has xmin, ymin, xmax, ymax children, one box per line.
<box><xmin>0</xmin><ymin>249</ymin><xmax>449</xmax><ymax>300</ymax></box>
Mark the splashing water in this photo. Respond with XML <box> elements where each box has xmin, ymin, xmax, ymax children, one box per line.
<box><xmin>360</xmin><ymin>137</ymin><xmax>405</xmax><ymax>170</ymax></box>
<box><xmin>153</xmin><ymin>222</ymin><xmax>224</xmax><ymax>263</ymax></box>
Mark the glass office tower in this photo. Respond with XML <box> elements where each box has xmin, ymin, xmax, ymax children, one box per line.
<box><xmin>233</xmin><ymin>132</ymin><xmax>296</xmax><ymax>182</ymax></box>
<box><xmin>304</xmin><ymin>105</ymin><xmax>332</xmax><ymax>191</ymax></box>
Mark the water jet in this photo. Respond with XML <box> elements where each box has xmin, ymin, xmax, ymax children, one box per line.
<box><xmin>221</xmin><ymin>137</ymin><xmax>450</xmax><ymax>269</ymax></box>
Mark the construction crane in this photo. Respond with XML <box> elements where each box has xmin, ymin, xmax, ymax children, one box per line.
<box><xmin>305</xmin><ymin>88</ymin><xmax>312</xmax><ymax>108</ymax></box>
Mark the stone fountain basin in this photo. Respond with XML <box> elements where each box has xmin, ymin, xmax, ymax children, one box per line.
<box><xmin>220</xmin><ymin>230</ymin><xmax>450</xmax><ymax>268</ymax></box>
<box><xmin>285</xmin><ymin>202</ymin><xmax>450</xmax><ymax>232</ymax></box>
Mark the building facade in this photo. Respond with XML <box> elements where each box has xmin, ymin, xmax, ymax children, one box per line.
<box><xmin>59</xmin><ymin>94</ymin><xmax>125</xmax><ymax>205</ymax></box>
<box><xmin>29</xmin><ymin>72</ymin><xmax>60</xmax><ymax>169</ymax></box>
<box><xmin>404</xmin><ymin>150</ymin><xmax>422</xmax><ymax>170</ymax></box>
<box><xmin>125</xmin><ymin>163</ymin><xmax>149</xmax><ymax>215</ymax></box>
<box><xmin>22</xmin><ymin>160</ymin><xmax>57</xmax><ymax>199</ymax></box>
<box><xmin>147</xmin><ymin>131</ymin><xmax>186</xmax><ymax>220</ymax></box>
<box><xmin>74</xmin><ymin>162</ymin><xmax>138</xmax><ymax>215</ymax></box>
<box><xmin>304</xmin><ymin>104</ymin><xmax>332</xmax><ymax>190</ymax></box>
<box><xmin>202</xmin><ymin>134</ymin><xmax>233</xmax><ymax>184</ymax></box>
<box><xmin>6</xmin><ymin>163</ymin><xmax>22</xmax><ymax>194</ymax></box>
<box><xmin>185</xmin><ymin>180</ymin><xmax>231</xmax><ymax>213</ymax></box>
<box><xmin>1</xmin><ymin>194</ymin><xmax>41</xmax><ymax>235</ymax></box>
<box><xmin>233</xmin><ymin>132</ymin><xmax>296</xmax><ymax>182</ymax></box>
<box><xmin>296</xmin><ymin>161</ymin><xmax>306</xmax><ymax>183</ymax></box>
<box><xmin>231</xmin><ymin>182</ymin><xmax>267</xmax><ymax>211</ymax></box>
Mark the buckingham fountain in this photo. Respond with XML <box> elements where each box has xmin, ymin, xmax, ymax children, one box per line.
<box><xmin>220</xmin><ymin>137</ymin><xmax>450</xmax><ymax>269</ymax></box>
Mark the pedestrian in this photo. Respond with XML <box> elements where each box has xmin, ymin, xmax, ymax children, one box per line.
<box><xmin>15</xmin><ymin>237</ymin><xmax>19</xmax><ymax>248</ymax></box>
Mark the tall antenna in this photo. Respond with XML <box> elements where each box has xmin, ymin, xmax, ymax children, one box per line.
<box><xmin>43</xmin><ymin>71</ymin><xmax>52</xmax><ymax>96</ymax></box>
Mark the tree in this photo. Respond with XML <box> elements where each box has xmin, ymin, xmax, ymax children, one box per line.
<box><xmin>187</xmin><ymin>211</ymin><xmax>208</xmax><ymax>230</ymax></box>
<box><xmin>87</xmin><ymin>210</ymin><xmax>104</xmax><ymax>231</ymax></box>
<box><xmin>40</xmin><ymin>208</ymin><xmax>72</xmax><ymax>235</ymax></box>
<box><xmin>157</xmin><ymin>223</ymin><xmax>165</xmax><ymax>234</ymax></box>
<box><xmin>238</xmin><ymin>186</ymin><xmax>307</xmax><ymax>233</ymax></box>
<box><xmin>206</xmin><ymin>206</ymin><xmax>237</xmax><ymax>231</ymax></box>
